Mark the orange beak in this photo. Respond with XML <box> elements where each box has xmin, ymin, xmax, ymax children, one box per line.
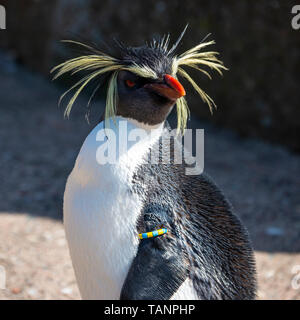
<box><xmin>144</xmin><ymin>74</ymin><xmax>186</xmax><ymax>101</ymax></box>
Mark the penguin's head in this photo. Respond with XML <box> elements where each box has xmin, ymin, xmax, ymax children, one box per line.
<box><xmin>116</xmin><ymin>46</ymin><xmax>186</xmax><ymax>127</ymax></box>
<box><xmin>52</xmin><ymin>26</ymin><xmax>227</xmax><ymax>133</ymax></box>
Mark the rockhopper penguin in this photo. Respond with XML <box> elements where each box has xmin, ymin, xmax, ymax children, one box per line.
<box><xmin>52</xmin><ymin>27</ymin><xmax>256</xmax><ymax>300</ymax></box>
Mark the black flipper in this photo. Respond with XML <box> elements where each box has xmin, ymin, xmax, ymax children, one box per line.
<box><xmin>120</xmin><ymin>204</ymin><xmax>188</xmax><ymax>300</ymax></box>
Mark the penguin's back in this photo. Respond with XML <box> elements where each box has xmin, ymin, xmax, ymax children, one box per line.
<box><xmin>128</xmin><ymin>130</ymin><xmax>256</xmax><ymax>299</ymax></box>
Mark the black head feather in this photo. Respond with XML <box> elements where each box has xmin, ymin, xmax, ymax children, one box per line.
<box><xmin>119</xmin><ymin>45</ymin><xmax>173</xmax><ymax>79</ymax></box>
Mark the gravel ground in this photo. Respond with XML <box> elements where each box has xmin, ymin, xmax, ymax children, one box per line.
<box><xmin>0</xmin><ymin>52</ymin><xmax>299</xmax><ymax>300</ymax></box>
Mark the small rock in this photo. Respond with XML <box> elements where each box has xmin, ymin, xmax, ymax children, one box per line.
<box><xmin>61</xmin><ymin>287</ymin><xmax>73</xmax><ymax>295</ymax></box>
<box><xmin>265</xmin><ymin>270</ymin><xmax>275</xmax><ymax>279</ymax></box>
<box><xmin>42</xmin><ymin>231</ymin><xmax>53</xmax><ymax>241</ymax></box>
<box><xmin>11</xmin><ymin>287</ymin><xmax>22</xmax><ymax>294</ymax></box>
<box><xmin>27</xmin><ymin>287</ymin><xmax>39</xmax><ymax>298</ymax></box>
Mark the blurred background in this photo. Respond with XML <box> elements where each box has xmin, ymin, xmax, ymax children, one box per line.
<box><xmin>0</xmin><ymin>0</ymin><xmax>299</xmax><ymax>299</ymax></box>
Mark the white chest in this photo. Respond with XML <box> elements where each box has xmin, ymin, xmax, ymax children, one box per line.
<box><xmin>63</xmin><ymin>117</ymin><xmax>163</xmax><ymax>299</ymax></box>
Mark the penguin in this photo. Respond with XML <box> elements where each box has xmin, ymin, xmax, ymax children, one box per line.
<box><xmin>52</xmin><ymin>27</ymin><xmax>256</xmax><ymax>300</ymax></box>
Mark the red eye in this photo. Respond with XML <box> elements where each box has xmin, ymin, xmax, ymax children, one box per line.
<box><xmin>125</xmin><ymin>80</ymin><xmax>135</xmax><ymax>88</ymax></box>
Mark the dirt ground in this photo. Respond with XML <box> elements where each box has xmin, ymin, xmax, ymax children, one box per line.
<box><xmin>0</xmin><ymin>51</ymin><xmax>299</xmax><ymax>300</ymax></box>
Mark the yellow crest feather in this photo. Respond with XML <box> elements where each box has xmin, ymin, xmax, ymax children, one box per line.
<box><xmin>51</xmin><ymin>33</ymin><xmax>227</xmax><ymax>133</ymax></box>
<box><xmin>105</xmin><ymin>71</ymin><xmax>119</xmax><ymax>127</ymax></box>
<box><xmin>172</xmin><ymin>38</ymin><xmax>228</xmax><ymax>117</ymax></box>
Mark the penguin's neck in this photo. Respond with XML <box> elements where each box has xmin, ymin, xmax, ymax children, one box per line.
<box><xmin>125</xmin><ymin>117</ymin><xmax>165</xmax><ymax>131</ymax></box>
<box><xmin>100</xmin><ymin>116</ymin><xmax>164</xmax><ymax>167</ymax></box>
<box><xmin>73</xmin><ymin>116</ymin><xmax>164</xmax><ymax>184</ymax></box>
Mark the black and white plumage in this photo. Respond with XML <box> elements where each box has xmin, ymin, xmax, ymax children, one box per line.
<box><xmin>120</xmin><ymin>126</ymin><xmax>256</xmax><ymax>300</ymax></box>
<box><xmin>54</xmin><ymin>28</ymin><xmax>256</xmax><ymax>300</ymax></box>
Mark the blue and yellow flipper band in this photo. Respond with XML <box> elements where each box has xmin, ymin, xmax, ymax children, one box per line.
<box><xmin>138</xmin><ymin>228</ymin><xmax>168</xmax><ymax>240</ymax></box>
